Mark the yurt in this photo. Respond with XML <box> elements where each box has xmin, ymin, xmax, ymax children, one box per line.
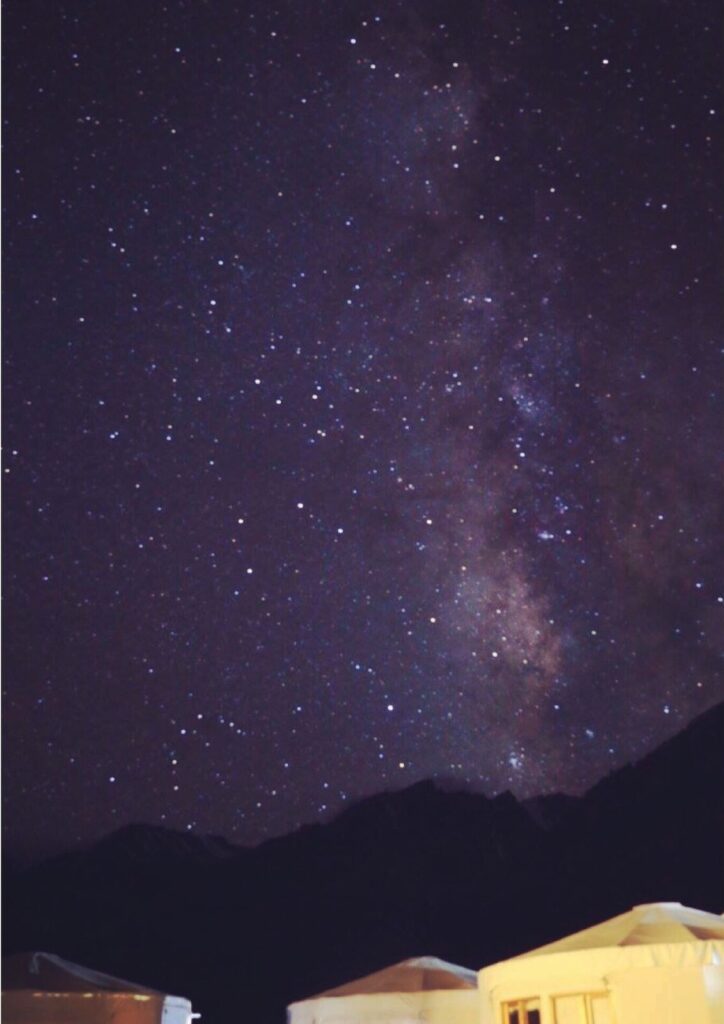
<box><xmin>2</xmin><ymin>951</ymin><xmax>195</xmax><ymax>1024</ymax></box>
<box><xmin>479</xmin><ymin>902</ymin><xmax>724</xmax><ymax>1024</ymax></box>
<box><xmin>288</xmin><ymin>955</ymin><xmax>478</xmax><ymax>1024</ymax></box>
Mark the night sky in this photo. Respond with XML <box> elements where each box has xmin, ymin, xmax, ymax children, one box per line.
<box><xmin>3</xmin><ymin>0</ymin><xmax>722</xmax><ymax>862</ymax></box>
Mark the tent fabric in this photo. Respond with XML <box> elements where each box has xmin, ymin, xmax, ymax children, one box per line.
<box><xmin>3</xmin><ymin>952</ymin><xmax>163</xmax><ymax>994</ymax></box>
<box><xmin>318</xmin><ymin>956</ymin><xmax>477</xmax><ymax>995</ymax></box>
<box><xmin>2</xmin><ymin>953</ymin><xmax>193</xmax><ymax>1024</ymax></box>
<box><xmin>479</xmin><ymin>903</ymin><xmax>724</xmax><ymax>1024</ymax></box>
<box><xmin>518</xmin><ymin>902</ymin><xmax>724</xmax><ymax>957</ymax></box>
<box><xmin>288</xmin><ymin>956</ymin><xmax>479</xmax><ymax>1024</ymax></box>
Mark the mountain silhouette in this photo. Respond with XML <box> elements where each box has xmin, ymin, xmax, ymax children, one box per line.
<box><xmin>4</xmin><ymin>701</ymin><xmax>723</xmax><ymax>1024</ymax></box>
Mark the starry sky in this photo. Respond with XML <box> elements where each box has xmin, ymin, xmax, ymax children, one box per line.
<box><xmin>3</xmin><ymin>0</ymin><xmax>722</xmax><ymax>862</ymax></box>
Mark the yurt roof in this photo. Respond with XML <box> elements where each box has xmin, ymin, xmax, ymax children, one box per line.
<box><xmin>2</xmin><ymin>952</ymin><xmax>163</xmax><ymax>996</ymax></box>
<box><xmin>518</xmin><ymin>903</ymin><xmax>724</xmax><ymax>959</ymax></box>
<box><xmin>317</xmin><ymin>957</ymin><xmax>477</xmax><ymax>996</ymax></box>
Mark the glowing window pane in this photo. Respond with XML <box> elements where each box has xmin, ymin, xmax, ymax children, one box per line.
<box><xmin>554</xmin><ymin>995</ymin><xmax>586</xmax><ymax>1024</ymax></box>
<box><xmin>590</xmin><ymin>994</ymin><xmax>613</xmax><ymax>1024</ymax></box>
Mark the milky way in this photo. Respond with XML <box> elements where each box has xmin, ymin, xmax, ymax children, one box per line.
<box><xmin>4</xmin><ymin>0</ymin><xmax>722</xmax><ymax>860</ymax></box>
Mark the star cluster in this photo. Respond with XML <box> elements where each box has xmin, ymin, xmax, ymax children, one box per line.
<box><xmin>3</xmin><ymin>0</ymin><xmax>722</xmax><ymax>860</ymax></box>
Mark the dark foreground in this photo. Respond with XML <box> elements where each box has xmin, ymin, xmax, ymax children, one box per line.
<box><xmin>4</xmin><ymin>702</ymin><xmax>723</xmax><ymax>1024</ymax></box>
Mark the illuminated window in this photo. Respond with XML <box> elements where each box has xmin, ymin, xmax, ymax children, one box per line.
<box><xmin>554</xmin><ymin>995</ymin><xmax>584</xmax><ymax>1024</ymax></box>
<box><xmin>503</xmin><ymin>999</ymin><xmax>541</xmax><ymax>1024</ymax></box>
<box><xmin>553</xmin><ymin>993</ymin><xmax>612</xmax><ymax>1024</ymax></box>
<box><xmin>503</xmin><ymin>993</ymin><xmax>611</xmax><ymax>1024</ymax></box>
<box><xmin>589</xmin><ymin>994</ymin><xmax>612</xmax><ymax>1024</ymax></box>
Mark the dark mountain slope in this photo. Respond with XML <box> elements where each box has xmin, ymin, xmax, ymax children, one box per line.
<box><xmin>4</xmin><ymin>702</ymin><xmax>722</xmax><ymax>1024</ymax></box>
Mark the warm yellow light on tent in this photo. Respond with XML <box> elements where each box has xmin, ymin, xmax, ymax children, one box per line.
<box><xmin>288</xmin><ymin>955</ymin><xmax>479</xmax><ymax>1024</ymax></box>
<box><xmin>2</xmin><ymin>952</ymin><xmax>194</xmax><ymax>1024</ymax></box>
<box><xmin>479</xmin><ymin>903</ymin><xmax>724</xmax><ymax>1024</ymax></box>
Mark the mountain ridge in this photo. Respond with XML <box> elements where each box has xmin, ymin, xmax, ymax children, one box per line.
<box><xmin>3</xmin><ymin>701</ymin><xmax>723</xmax><ymax>1024</ymax></box>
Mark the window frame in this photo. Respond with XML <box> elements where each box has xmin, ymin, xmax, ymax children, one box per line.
<box><xmin>501</xmin><ymin>997</ymin><xmax>542</xmax><ymax>1024</ymax></box>
<box><xmin>501</xmin><ymin>991</ymin><xmax>614</xmax><ymax>1024</ymax></box>
<box><xmin>550</xmin><ymin>990</ymin><xmax>614</xmax><ymax>1024</ymax></box>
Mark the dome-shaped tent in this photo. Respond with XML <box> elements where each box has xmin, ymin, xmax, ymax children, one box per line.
<box><xmin>479</xmin><ymin>902</ymin><xmax>724</xmax><ymax>1024</ymax></box>
<box><xmin>2</xmin><ymin>952</ymin><xmax>194</xmax><ymax>1024</ymax></box>
<box><xmin>288</xmin><ymin>956</ymin><xmax>478</xmax><ymax>1024</ymax></box>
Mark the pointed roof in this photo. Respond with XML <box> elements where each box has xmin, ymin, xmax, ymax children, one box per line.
<box><xmin>2</xmin><ymin>952</ymin><xmax>161</xmax><ymax>995</ymax></box>
<box><xmin>318</xmin><ymin>957</ymin><xmax>477</xmax><ymax>996</ymax></box>
<box><xmin>520</xmin><ymin>903</ymin><xmax>724</xmax><ymax>958</ymax></box>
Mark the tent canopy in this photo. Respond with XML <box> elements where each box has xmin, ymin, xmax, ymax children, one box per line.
<box><xmin>479</xmin><ymin>903</ymin><xmax>724</xmax><ymax>1024</ymax></box>
<box><xmin>3</xmin><ymin>952</ymin><xmax>163</xmax><ymax>995</ymax></box>
<box><xmin>2</xmin><ymin>953</ymin><xmax>193</xmax><ymax>1024</ymax></box>
<box><xmin>288</xmin><ymin>957</ymin><xmax>479</xmax><ymax>1024</ymax></box>
<box><xmin>519</xmin><ymin>903</ymin><xmax>724</xmax><ymax>958</ymax></box>
<box><xmin>316</xmin><ymin>956</ymin><xmax>477</xmax><ymax>997</ymax></box>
